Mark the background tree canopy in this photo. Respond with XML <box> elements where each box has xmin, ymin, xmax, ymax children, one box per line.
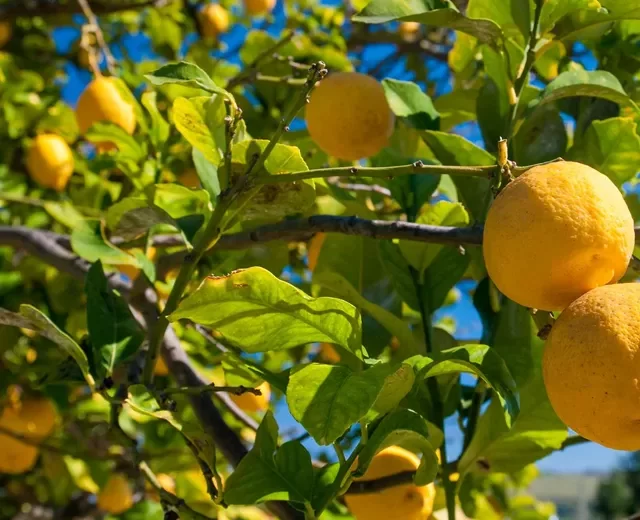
<box><xmin>1</xmin><ymin>0</ymin><xmax>640</xmax><ymax>519</ymax></box>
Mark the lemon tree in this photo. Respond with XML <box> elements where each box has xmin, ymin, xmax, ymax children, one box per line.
<box><xmin>2</xmin><ymin>1</ymin><xmax>640</xmax><ymax>519</ymax></box>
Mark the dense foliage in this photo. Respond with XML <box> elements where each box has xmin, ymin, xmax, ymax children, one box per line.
<box><xmin>1</xmin><ymin>0</ymin><xmax>640</xmax><ymax>519</ymax></box>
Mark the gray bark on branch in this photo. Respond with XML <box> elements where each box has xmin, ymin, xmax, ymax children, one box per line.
<box><xmin>0</xmin><ymin>225</ymin><xmax>302</xmax><ymax>520</ymax></box>
<box><xmin>0</xmin><ymin>0</ymin><xmax>174</xmax><ymax>20</ymax></box>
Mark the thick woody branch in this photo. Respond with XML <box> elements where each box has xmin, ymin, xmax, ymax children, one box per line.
<box><xmin>0</xmin><ymin>0</ymin><xmax>174</xmax><ymax>20</ymax></box>
<box><xmin>0</xmin><ymin>226</ymin><xmax>302</xmax><ymax>520</ymax></box>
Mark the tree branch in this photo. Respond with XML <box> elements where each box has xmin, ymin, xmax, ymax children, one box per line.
<box><xmin>0</xmin><ymin>0</ymin><xmax>174</xmax><ymax>20</ymax></box>
<box><xmin>0</xmin><ymin>226</ymin><xmax>303</xmax><ymax>520</ymax></box>
<box><xmin>76</xmin><ymin>0</ymin><xmax>118</xmax><ymax>75</ymax></box>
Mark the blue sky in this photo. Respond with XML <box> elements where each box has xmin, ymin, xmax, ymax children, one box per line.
<box><xmin>51</xmin><ymin>2</ymin><xmax>624</xmax><ymax>474</ymax></box>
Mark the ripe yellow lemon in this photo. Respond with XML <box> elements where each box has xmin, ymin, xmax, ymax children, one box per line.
<box><xmin>97</xmin><ymin>473</ymin><xmax>134</xmax><ymax>514</ymax></box>
<box><xmin>154</xmin><ymin>355</ymin><xmax>170</xmax><ymax>377</ymax></box>
<box><xmin>344</xmin><ymin>446</ymin><xmax>436</xmax><ymax>520</ymax></box>
<box><xmin>483</xmin><ymin>161</ymin><xmax>634</xmax><ymax>311</ymax></box>
<box><xmin>306</xmin><ymin>72</ymin><xmax>394</xmax><ymax>161</ymax></box>
<box><xmin>199</xmin><ymin>4</ymin><xmax>230</xmax><ymax>39</ymax></box>
<box><xmin>76</xmin><ymin>77</ymin><xmax>136</xmax><ymax>150</ymax></box>
<box><xmin>229</xmin><ymin>381</ymin><xmax>271</xmax><ymax>413</ymax></box>
<box><xmin>399</xmin><ymin>22</ymin><xmax>421</xmax><ymax>39</ymax></box>
<box><xmin>0</xmin><ymin>397</ymin><xmax>57</xmax><ymax>474</ymax></box>
<box><xmin>0</xmin><ymin>21</ymin><xmax>12</xmax><ymax>47</ymax></box>
<box><xmin>25</xmin><ymin>134</ymin><xmax>75</xmax><ymax>191</ymax></box>
<box><xmin>244</xmin><ymin>0</ymin><xmax>276</xmax><ymax>16</ymax></box>
<box><xmin>543</xmin><ymin>283</ymin><xmax>640</xmax><ymax>450</ymax></box>
<box><xmin>307</xmin><ymin>232</ymin><xmax>326</xmax><ymax>271</ymax></box>
<box><xmin>318</xmin><ymin>343</ymin><xmax>341</xmax><ymax>364</ymax></box>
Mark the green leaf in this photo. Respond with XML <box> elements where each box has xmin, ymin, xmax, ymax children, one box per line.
<box><xmin>232</xmin><ymin>139</ymin><xmax>316</xmax><ymax>219</ymax></box>
<box><xmin>458</xmin><ymin>375</ymin><xmax>566</xmax><ymax>475</ymax></box>
<box><xmin>421</xmin><ymin>131</ymin><xmax>494</xmax><ymax>222</ymax></box>
<box><xmin>124</xmin><ymin>385</ymin><xmax>218</xmax><ymax>473</ymax></box>
<box><xmin>538</xmin><ymin>0</ymin><xmax>598</xmax><ymax>35</ymax></box>
<box><xmin>381</xmin><ymin>79</ymin><xmax>440</xmax><ymax>130</ymax></box>
<box><xmin>378</xmin><ymin>240</ymin><xmax>420</xmax><ymax>311</ymax></box>
<box><xmin>466</xmin><ymin>0</ymin><xmax>530</xmax><ymax>44</ymax></box>
<box><xmin>85</xmin><ymin>262</ymin><xmax>144</xmax><ymax>381</ymax></box>
<box><xmin>399</xmin><ymin>201</ymin><xmax>469</xmax><ymax>275</ymax></box>
<box><xmin>169</xmin><ymin>267</ymin><xmax>362</xmax><ymax>356</ymax></box>
<box><xmin>224</xmin><ymin>412</ymin><xmax>315</xmax><ymax>506</ymax></box>
<box><xmin>146</xmin><ymin>61</ymin><xmax>227</xmax><ymax>96</ymax></box>
<box><xmin>106</xmin><ymin>196</ymin><xmax>173</xmax><ymax>241</ymax></box>
<box><xmin>311</xmin><ymin>463</ymin><xmax>341</xmax><ymax>513</ymax></box>
<box><xmin>172</xmin><ymin>96</ymin><xmax>224</xmax><ymax>166</ymax></box>
<box><xmin>458</xmin><ymin>337</ymin><xmax>566</xmax><ymax>475</ymax></box>
<box><xmin>311</xmin><ymin>233</ymin><xmax>406</xmax><ymax>357</ymax></box>
<box><xmin>110</xmin><ymin>500</ymin><xmax>163</xmax><ymax>520</ymax></box>
<box><xmin>286</xmin><ymin>362</ymin><xmax>411</xmax><ymax>445</ymax></box>
<box><xmin>353</xmin><ymin>0</ymin><xmax>503</xmax><ymax>46</ymax></box>
<box><xmin>71</xmin><ymin>220</ymin><xmax>137</xmax><ymax>265</ymax></box>
<box><xmin>569</xmin><ymin>117</ymin><xmax>640</xmax><ymax>187</ymax></box>
<box><xmin>539</xmin><ymin>70</ymin><xmax>639</xmax><ymax>112</ymax></box>
<box><xmin>141</xmin><ymin>91</ymin><xmax>170</xmax><ymax>151</ymax></box>
<box><xmin>192</xmin><ymin>148</ymin><xmax>221</xmax><ymax>199</ymax></box>
<box><xmin>434</xmin><ymin>87</ymin><xmax>479</xmax><ymax>130</ymax></box>
<box><xmin>313</xmin><ymin>271</ymin><xmax>419</xmax><ymax>358</ymax></box>
<box><xmin>422</xmin><ymin>246</ymin><xmax>470</xmax><ymax>311</ymax></box>
<box><xmin>513</xmin><ymin>106</ymin><xmax>568</xmax><ymax>165</ymax></box>
<box><xmin>106</xmin><ymin>184</ymin><xmax>210</xmax><ymax>243</ymax></box>
<box><xmin>43</xmin><ymin>200</ymin><xmax>85</xmax><ymax>230</ymax></box>
<box><xmin>85</xmin><ymin>122</ymin><xmax>145</xmax><ymax>161</ymax></box>
<box><xmin>355</xmin><ymin>409</ymin><xmax>438</xmax><ymax>486</ymax></box>
<box><xmin>552</xmin><ymin>1</ymin><xmax>640</xmax><ymax>41</ymax></box>
<box><xmin>492</xmin><ymin>299</ymin><xmax>540</xmax><ymax>387</ymax></box>
<box><xmin>415</xmin><ymin>344</ymin><xmax>519</xmax><ymax>426</ymax></box>
<box><xmin>0</xmin><ymin>305</ymin><xmax>94</xmax><ymax>388</ymax></box>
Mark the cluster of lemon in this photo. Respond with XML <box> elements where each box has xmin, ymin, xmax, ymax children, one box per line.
<box><xmin>483</xmin><ymin>161</ymin><xmax>639</xmax><ymax>451</ymax></box>
<box><xmin>10</xmin><ymin>0</ymin><xmax>276</xmax><ymax>193</ymax></box>
<box><xmin>306</xmin><ymin>69</ymin><xmax>640</xmax><ymax>452</ymax></box>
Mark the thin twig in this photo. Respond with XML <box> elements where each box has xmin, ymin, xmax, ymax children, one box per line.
<box><xmin>328</xmin><ymin>179</ymin><xmax>392</xmax><ymax>197</ymax></box>
<box><xmin>226</xmin><ymin>31</ymin><xmax>296</xmax><ymax>89</ymax></box>
<box><xmin>0</xmin><ymin>227</ymin><xmax>301</xmax><ymax>520</ymax></box>
<box><xmin>76</xmin><ymin>0</ymin><xmax>117</xmax><ymax>75</ymax></box>
<box><xmin>140</xmin><ymin>461</ymin><xmax>215</xmax><ymax>520</ymax></box>
<box><xmin>162</xmin><ymin>384</ymin><xmax>262</xmax><ymax>397</ymax></box>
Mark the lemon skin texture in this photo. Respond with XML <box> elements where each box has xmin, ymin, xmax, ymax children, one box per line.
<box><xmin>0</xmin><ymin>21</ymin><xmax>12</xmax><ymax>47</ymax></box>
<box><xmin>199</xmin><ymin>4</ymin><xmax>230</xmax><ymax>39</ymax></box>
<box><xmin>345</xmin><ymin>446</ymin><xmax>436</xmax><ymax>520</ymax></box>
<box><xmin>543</xmin><ymin>283</ymin><xmax>640</xmax><ymax>451</ymax></box>
<box><xmin>76</xmin><ymin>77</ymin><xmax>136</xmax><ymax>150</ymax></box>
<box><xmin>97</xmin><ymin>474</ymin><xmax>134</xmax><ymax>514</ymax></box>
<box><xmin>230</xmin><ymin>381</ymin><xmax>271</xmax><ymax>413</ymax></box>
<box><xmin>305</xmin><ymin>72</ymin><xmax>394</xmax><ymax>161</ymax></box>
<box><xmin>483</xmin><ymin>161</ymin><xmax>634</xmax><ymax>311</ymax></box>
<box><xmin>244</xmin><ymin>0</ymin><xmax>276</xmax><ymax>16</ymax></box>
<box><xmin>26</xmin><ymin>134</ymin><xmax>75</xmax><ymax>191</ymax></box>
<box><xmin>0</xmin><ymin>397</ymin><xmax>57</xmax><ymax>474</ymax></box>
